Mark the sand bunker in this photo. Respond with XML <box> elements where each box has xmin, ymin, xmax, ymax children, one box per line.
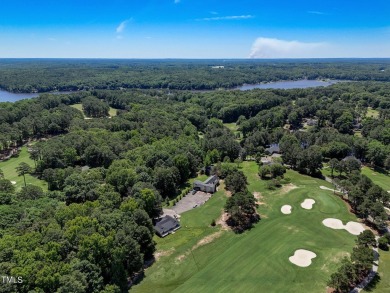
<box><xmin>320</xmin><ymin>186</ymin><xmax>336</xmax><ymax>191</ymax></box>
<box><xmin>11</xmin><ymin>181</ymin><xmax>16</xmax><ymax>185</ymax></box>
<box><xmin>289</xmin><ymin>249</ymin><xmax>317</xmax><ymax>267</ymax></box>
<box><xmin>301</xmin><ymin>199</ymin><xmax>315</xmax><ymax>209</ymax></box>
<box><xmin>281</xmin><ymin>205</ymin><xmax>292</xmax><ymax>214</ymax></box>
<box><xmin>322</xmin><ymin>218</ymin><xmax>365</xmax><ymax>235</ymax></box>
<box><xmin>344</xmin><ymin>222</ymin><xmax>366</xmax><ymax>235</ymax></box>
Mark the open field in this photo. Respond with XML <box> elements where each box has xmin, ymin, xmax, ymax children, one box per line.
<box><xmin>133</xmin><ymin>162</ymin><xmax>360</xmax><ymax>293</ymax></box>
<box><xmin>0</xmin><ymin>146</ymin><xmax>48</xmax><ymax>191</ymax></box>
<box><xmin>223</xmin><ymin>122</ymin><xmax>242</xmax><ymax>140</ymax></box>
<box><xmin>366</xmin><ymin>107</ymin><xmax>380</xmax><ymax>118</ymax></box>
<box><xmin>70</xmin><ymin>103</ymin><xmax>118</xmax><ymax>118</ymax></box>
<box><xmin>361</xmin><ymin>166</ymin><xmax>390</xmax><ymax>191</ymax></box>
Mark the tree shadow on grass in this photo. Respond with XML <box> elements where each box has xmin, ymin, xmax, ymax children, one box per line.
<box><xmin>372</xmin><ymin>166</ymin><xmax>389</xmax><ymax>176</ymax></box>
<box><xmin>363</xmin><ymin>274</ymin><xmax>381</xmax><ymax>292</ymax></box>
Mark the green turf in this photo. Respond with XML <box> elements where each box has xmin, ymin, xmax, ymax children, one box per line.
<box><xmin>0</xmin><ymin>146</ymin><xmax>48</xmax><ymax>191</ymax></box>
<box><xmin>70</xmin><ymin>103</ymin><xmax>118</xmax><ymax>118</ymax></box>
<box><xmin>133</xmin><ymin>162</ymin><xmax>360</xmax><ymax>293</ymax></box>
<box><xmin>366</xmin><ymin>107</ymin><xmax>379</xmax><ymax>118</ymax></box>
<box><xmin>363</xmin><ymin>249</ymin><xmax>390</xmax><ymax>293</ymax></box>
<box><xmin>223</xmin><ymin>122</ymin><xmax>242</xmax><ymax>141</ymax></box>
<box><xmin>361</xmin><ymin>166</ymin><xmax>390</xmax><ymax>191</ymax></box>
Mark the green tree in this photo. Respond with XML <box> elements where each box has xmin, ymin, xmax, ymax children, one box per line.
<box><xmin>16</xmin><ymin>162</ymin><xmax>32</xmax><ymax>187</ymax></box>
<box><xmin>356</xmin><ymin>230</ymin><xmax>376</xmax><ymax>247</ymax></box>
<box><xmin>0</xmin><ymin>179</ymin><xmax>15</xmax><ymax>193</ymax></box>
<box><xmin>224</xmin><ymin>192</ymin><xmax>259</xmax><ymax>233</ymax></box>
<box><xmin>329</xmin><ymin>158</ymin><xmax>339</xmax><ymax>178</ymax></box>
<box><xmin>225</xmin><ymin>171</ymin><xmax>248</xmax><ymax>194</ymax></box>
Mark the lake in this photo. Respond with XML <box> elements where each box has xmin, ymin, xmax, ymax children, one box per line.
<box><xmin>0</xmin><ymin>90</ymin><xmax>73</xmax><ymax>102</ymax></box>
<box><xmin>238</xmin><ymin>79</ymin><xmax>339</xmax><ymax>90</ymax></box>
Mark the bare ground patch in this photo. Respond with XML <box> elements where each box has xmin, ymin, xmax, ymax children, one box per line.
<box><xmin>280</xmin><ymin>183</ymin><xmax>298</xmax><ymax>194</ymax></box>
<box><xmin>155</xmin><ymin>248</ymin><xmax>175</xmax><ymax>261</ymax></box>
<box><xmin>175</xmin><ymin>231</ymin><xmax>224</xmax><ymax>263</ymax></box>
<box><xmin>192</xmin><ymin>231</ymin><xmax>223</xmax><ymax>250</ymax></box>
<box><xmin>253</xmin><ymin>191</ymin><xmax>266</xmax><ymax>205</ymax></box>
<box><xmin>217</xmin><ymin>211</ymin><xmax>230</xmax><ymax>231</ymax></box>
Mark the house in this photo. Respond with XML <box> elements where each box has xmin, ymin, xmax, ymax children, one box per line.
<box><xmin>193</xmin><ymin>175</ymin><xmax>219</xmax><ymax>193</ymax></box>
<box><xmin>265</xmin><ymin>144</ymin><xmax>280</xmax><ymax>155</ymax></box>
<box><xmin>260</xmin><ymin>157</ymin><xmax>272</xmax><ymax>165</ymax></box>
<box><xmin>154</xmin><ymin>215</ymin><xmax>181</xmax><ymax>237</ymax></box>
<box><xmin>306</xmin><ymin>118</ymin><xmax>318</xmax><ymax>126</ymax></box>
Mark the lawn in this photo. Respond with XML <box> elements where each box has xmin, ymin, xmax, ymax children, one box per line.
<box><xmin>223</xmin><ymin>122</ymin><xmax>242</xmax><ymax>141</ymax></box>
<box><xmin>0</xmin><ymin>146</ymin><xmax>48</xmax><ymax>191</ymax></box>
<box><xmin>70</xmin><ymin>103</ymin><xmax>118</xmax><ymax>118</ymax></box>
<box><xmin>363</xmin><ymin>249</ymin><xmax>390</xmax><ymax>293</ymax></box>
<box><xmin>366</xmin><ymin>107</ymin><xmax>380</xmax><ymax>118</ymax></box>
<box><xmin>361</xmin><ymin>166</ymin><xmax>390</xmax><ymax>191</ymax></box>
<box><xmin>133</xmin><ymin>162</ymin><xmax>360</xmax><ymax>293</ymax></box>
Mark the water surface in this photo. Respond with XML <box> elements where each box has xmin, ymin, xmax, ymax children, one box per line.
<box><xmin>0</xmin><ymin>90</ymin><xmax>73</xmax><ymax>102</ymax></box>
<box><xmin>238</xmin><ymin>79</ymin><xmax>338</xmax><ymax>90</ymax></box>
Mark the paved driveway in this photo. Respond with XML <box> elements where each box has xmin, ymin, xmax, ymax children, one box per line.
<box><xmin>164</xmin><ymin>191</ymin><xmax>212</xmax><ymax>215</ymax></box>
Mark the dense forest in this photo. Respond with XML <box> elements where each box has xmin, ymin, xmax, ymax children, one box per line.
<box><xmin>0</xmin><ymin>60</ymin><xmax>390</xmax><ymax>292</ymax></box>
<box><xmin>1</xmin><ymin>59</ymin><xmax>390</xmax><ymax>92</ymax></box>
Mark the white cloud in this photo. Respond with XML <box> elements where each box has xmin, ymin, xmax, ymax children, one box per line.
<box><xmin>249</xmin><ymin>37</ymin><xmax>328</xmax><ymax>58</ymax></box>
<box><xmin>116</xmin><ymin>20</ymin><xmax>130</xmax><ymax>33</ymax></box>
<box><xmin>197</xmin><ymin>15</ymin><xmax>254</xmax><ymax>21</ymax></box>
<box><xmin>209</xmin><ymin>11</ymin><xmax>218</xmax><ymax>15</ymax></box>
<box><xmin>307</xmin><ymin>11</ymin><xmax>325</xmax><ymax>15</ymax></box>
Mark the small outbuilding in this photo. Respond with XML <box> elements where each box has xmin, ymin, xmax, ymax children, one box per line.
<box><xmin>154</xmin><ymin>215</ymin><xmax>181</xmax><ymax>237</ymax></box>
<box><xmin>193</xmin><ymin>175</ymin><xmax>219</xmax><ymax>193</ymax></box>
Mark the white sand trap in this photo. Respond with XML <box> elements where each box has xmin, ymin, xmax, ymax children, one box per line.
<box><xmin>320</xmin><ymin>186</ymin><xmax>336</xmax><ymax>191</ymax></box>
<box><xmin>322</xmin><ymin>218</ymin><xmax>344</xmax><ymax>229</ymax></box>
<box><xmin>289</xmin><ymin>249</ymin><xmax>317</xmax><ymax>267</ymax></box>
<box><xmin>301</xmin><ymin>199</ymin><xmax>315</xmax><ymax>209</ymax></box>
<box><xmin>11</xmin><ymin>181</ymin><xmax>16</xmax><ymax>185</ymax></box>
<box><xmin>344</xmin><ymin>222</ymin><xmax>365</xmax><ymax>235</ymax></box>
<box><xmin>281</xmin><ymin>205</ymin><xmax>292</xmax><ymax>214</ymax></box>
<box><xmin>322</xmin><ymin>218</ymin><xmax>365</xmax><ymax>235</ymax></box>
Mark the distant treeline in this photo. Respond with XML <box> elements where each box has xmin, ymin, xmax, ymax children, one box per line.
<box><xmin>1</xmin><ymin>59</ymin><xmax>390</xmax><ymax>92</ymax></box>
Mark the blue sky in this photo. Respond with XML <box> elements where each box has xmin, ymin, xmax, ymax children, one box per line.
<box><xmin>0</xmin><ymin>0</ymin><xmax>389</xmax><ymax>58</ymax></box>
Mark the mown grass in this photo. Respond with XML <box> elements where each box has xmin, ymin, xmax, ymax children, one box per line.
<box><xmin>70</xmin><ymin>103</ymin><xmax>118</xmax><ymax>118</ymax></box>
<box><xmin>223</xmin><ymin>122</ymin><xmax>242</xmax><ymax>141</ymax></box>
<box><xmin>133</xmin><ymin>162</ymin><xmax>360</xmax><ymax>293</ymax></box>
<box><xmin>361</xmin><ymin>166</ymin><xmax>390</xmax><ymax>191</ymax></box>
<box><xmin>363</xmin><ymin>249</ymin><xmax>390</xmax><ymax>293</ymax></box>
<box><xmin>0</xmin><ymin>146</ymin><xmax>48</xmax><ymax>191</ymax></box>
<box><xmin>366</xmin><ymin>107</ymin><xmax>380</xmax><ymax>118</ymax></box>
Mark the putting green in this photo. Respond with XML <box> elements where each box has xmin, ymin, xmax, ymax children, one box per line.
<box><xmin>133</xmin><ymin>162</ymin><xmax>360</xmax><ymax>293</ymax></box>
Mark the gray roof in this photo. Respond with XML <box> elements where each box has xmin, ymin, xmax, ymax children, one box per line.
<box><xmin>204</xmin><ymin>175</ymin><xmax>218</xmax><ymax>185</ymax></box>
<box><xmin>154</xmin><ymin>216</ymin><xmax>180</xmax><ymax>236</ymax></box>
<box><xmin>265</xmin><ymin>144</ymin><xmax>280</xmax><ymax>154</ymax></box>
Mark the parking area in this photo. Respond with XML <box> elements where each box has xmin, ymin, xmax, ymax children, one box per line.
<box><xmin>163</xmin><ymin>191</ymin><xmax>212</xmax><ymax>216</ymax></box>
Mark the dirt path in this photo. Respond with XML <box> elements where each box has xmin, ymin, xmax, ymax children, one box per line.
<box><xmin>176</xmin><ymin>230</ymin><xmax>224</xmax><ymax>262</ymax></box>
<box><xmin>154</xmin><ymin>248</ymin><xmax>175</xmax><ymax>261</ymax></box>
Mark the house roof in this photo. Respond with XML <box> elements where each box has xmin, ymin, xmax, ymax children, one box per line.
<box><xmin>204</xmin><ymin>175</ymin><xmax>218</xmax><ymax>185</ymax></box>
<box><xmin>154</xmin><ymin>216</ymin><xmax>180</xmax><ymax>235</ymax></box>
<box><xmin>265</xmin><ymin>144</ymin><xmax>280</xmax><ymax>154</ymax></box>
